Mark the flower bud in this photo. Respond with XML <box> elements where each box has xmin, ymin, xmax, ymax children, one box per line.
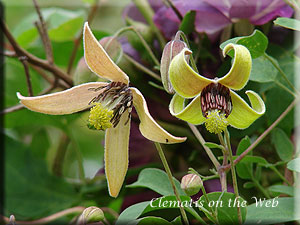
<box><xmin>99</xmin><ymin>37</ymin><xmax>123</xmax><ymax>64</ymax></box>
<box><xmin>160</xmin><ymin>32</ymin><xmax>187</xmax><ymax>93</ymax></box>
<box><xmin>180</xmin><ymin>174</ymin><xmax>202</xmax><ymax>196</ymax></box>
<box><xmin>77</xmin><ymin>206</ymin><xmax>105</xmax><ymax>225</ymax></box>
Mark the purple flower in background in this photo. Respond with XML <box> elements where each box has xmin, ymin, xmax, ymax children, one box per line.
<box><xmin>153</xmin><ymin>0</ymin><xmax>293</xmax><ymax>40</ymax></box>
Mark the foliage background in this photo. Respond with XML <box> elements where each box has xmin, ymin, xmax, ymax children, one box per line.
<box><xmin>2</xmin><ymin>0</ymin><xmax>299</xmax><ymax>224</ymax></box>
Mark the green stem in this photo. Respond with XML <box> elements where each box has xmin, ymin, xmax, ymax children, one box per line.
<box><xmin>200</xmin><ymin>183</ymin><xmax>218</xmax><ymax>224</ymax></box>
<box><xmin>154</xmin><ymin>142</ymin><xmax>189</xmax><ymax>225</ymax></box>
<box><xmin>188</xmin><ymin>168</ymin><xmax>219</xmax><ymax>181</ymax></box>
<box><xmin>218</xmin><ymin>133</ymin><xmax>228</xmax><ymax>192</ymax></box>
<box><xmin>132</xmin><ymin>0</ymin><xmax>166</xmax><ymax>48</ymax></box>
<box><xmin>251</xmin><ymin>176</ymin><xmax>271</xmax><ymax>198</ymax></box>
<box><xmin>188</xmin><ymin>123</ymin><xmax>220</xmax><ymax>169</ymax></box>
<box><xmin>73</xmin><ymin>144</ymin><xmax>85</xmax><ymax>181</ymax></box>
<box><xmin>224</xmin><ymin>129</ymin><xmax>242</xmax><ymax>225</ymax></box>
<box><xmin>52</xmin><ymin>134</ymin><xmax>70</xmax><ymax>177</ymax></box>
<box><xmin>270</xmin><ymin>166</ymin><xmax>293</xmax><ymax>186</ymax></box>
<box><xmin>275</xmin><ymin>80</ymin><xmax>297</xmax><ymax>97</ymax></box>
<box><xmin>123</xmin><ymin>54</ymin><xmax>162</xmax><ymax>81</ymax></box>
<box><xmin>178</xmin><ymin>31</ymin><xmax>199</xmax><ymax>73</ymax></box>
<box><xmin>264</xmin><ymin>53</ymin><xmax>298</xmax><ymax>94</ymax></box>
<box><xmin>107</xmin><ymin>26</ymin><xmax>160</xmax><ymax>67</ymax></box>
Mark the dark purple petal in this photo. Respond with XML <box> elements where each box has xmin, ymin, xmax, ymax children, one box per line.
<box><xmin>250</xmin><ymin>3</ymin><xmax>294</xmax><ymax>25</ymax></box>
<box><xmin>228</xmin><ymin>0</ymin><xmax>257</xmax><ymax>19</ymax></box>
<box><xmin>194</xmin><ymin>6</ymin><xmax>231</xmax><ymax>35</ymax></box>
<box><xmin>153</xmin><ymin>5</ymin><xmax>181</xmax><ymax>39</ymax></box>
<box><xmin>202</xmin><ymin>0</ymin><xmax>230</xmax><ymax>16</ymax></box>
<box><xmin>123</xmin><ymin>0</ymin><xmax>164</xmax><ymax>24</ymax></box>
<box><xmin>154</xmin><ymin>0</ymin><xmax>231</xmax><ymax>40</ymax></box>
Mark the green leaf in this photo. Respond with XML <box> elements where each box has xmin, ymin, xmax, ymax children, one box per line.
<box><xmin>268</xmin><ymin>185</ymin><xmax>294</xmax><ymax>196</ymax></box>
<box><xmin>250</xmin><ymin>55</ymin><xmax>278</xmax><ymax>83</ymax></box>
<box><xmin>220</xmin><ymin>30</ymin><xmax>268</xmax><ymax>58</ymax></box>
<box><xmin>274</xmin><ymin>17</ymin><xmax>300</xmax><ymax>31</ymax></box>
<box><xmin>265</xmin><ymin>86</ymin><xmax>294</xmax><ymax>135</ymax></box>
<box><xmin>236</xmin><ymin>136</ymin><xmax>252</xmax><ymax>180</ymax></box>
<box><xmin>245</xmin><ymin>197</ymin><xmax>298</xmax><ymax>224</ymax></box>
<box><xmin>271</xmin><ymin>128</ymin><xmax>294</xmax><ymax>161</ymax></box>
<box><xmin>179</xmin><ymin>11</ymin><xmax>196</xmax><ymax>35</ymax></box>
<box><xmin>137</xmin><ymin>216</ymin><xmax>172</xmax><ymax>225</ymax></box>
<box><xmin>5</xmin><ymin>136</ymin><xmax>79</xmax><ymax>219</ymax></box>
<box><xmin>287</xmin><ymin>158</ymin><xmax>300</xmax><ymax>172</ymax></box>
<box><xmin>171</xmin><ymin>216</ymin><xmax>182</xmax><ymax>225</ymax></box>
<box><xmin>116</xmin><ymin>202</ymin><xmax>150</xmax><ymax>225</ymax></box>
<box><xmin>198</xmin><ymin>192</ymin><xmax>247</xmax><ymax>225</ymax></box>
<box><xmin>127</xmin><ymin>168</ymin><xmax>186</xmax><ymax>196</ymax></box>
<box><xmin>243</xmin><ymin>182</ymin><xmax>255</xmax><ymax>189</ymax></box>
<box><xmin>204</xmin><ymin>142</ymin><xmax>224</xmax><ymax>150</ymax></box>
<box><xmin>13</xmin><ymin>8</ymin><xmax>85</xmax><ymax>47</ymax></box>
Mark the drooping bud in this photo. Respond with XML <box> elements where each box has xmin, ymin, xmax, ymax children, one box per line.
<box><xmin>160</xmin><ymin>31</ymin><xmax>187</xmax><ymax>93</ymax></box>
<box><xmin>181</xmin><ymin>174</ymin><xmax>203</xmax><ymax>196</ymax></box>
<box><xmin>77</xmin><ymin>206</ymin><xmax>105</xmax><ymax>225</ymax></box>
<box><xmin>99</xmin><ymin>36</ymin><xmax>123</xmax><ymax>64</ymax></box>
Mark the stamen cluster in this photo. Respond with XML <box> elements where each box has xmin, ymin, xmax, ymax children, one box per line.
<box><xmin>89</xmin><ymin>82</ymin><xmax>133</xmax><ymax>130</ymax></box>
<box><xmin>200</xmin><ymin>83</ymin><xmax>232</xmax><ymax>134</ymax></box>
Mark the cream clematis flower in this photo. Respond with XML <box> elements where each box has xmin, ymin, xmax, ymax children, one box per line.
<box><xmin>17</xmin><ymin>22</ymin><xmax>186</xmax><ymax>197</ymax></box>
<box><xmin>169</xmin><ymin>44</ymin><xmax>266</xmax><ymax>134</ymax></box>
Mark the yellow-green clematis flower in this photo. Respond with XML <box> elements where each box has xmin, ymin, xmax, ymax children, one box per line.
<box><xmin>17</xmin><ymin>22</ymin><xmax>186</xmax><ymax>197</ymax></box>
<box><xmin>168</xmin><ymin>44</ymin><xmax>265</xmax><ymax>134</ymax></box>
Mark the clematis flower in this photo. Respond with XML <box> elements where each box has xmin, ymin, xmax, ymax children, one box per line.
<box><xmin>169</xmin><ymin>43</ymin><xmax>265</xmax><ymax>134</ymax></box>
<box><xmin>17</xmin><ymin>22</ymin><xmax>186</xmax><ymax>197</ymax></box>
<box><xmin>153</xmin><ymin>0</ymin><xmax>293</xmax><ymax>40</ymax></box>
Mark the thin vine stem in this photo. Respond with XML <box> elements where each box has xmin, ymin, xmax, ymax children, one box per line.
<box><xmin>132</xmin><ymin>0</ymin><xmax>166</xmax><ymax>48</ymax></box>
<box><xmin>106</xmin><ymin>26</ymin><xmax>160</xmax><ymax>67</ymax></box>
<box><xmin>264</xmin><ymin>53</ymin><xmax>298</xmax><ymax>94</ymax></box>
<box><xmin>218</xmin><ymin>133</ymin><xmax>228</xmax><ymax>192</ymax></box>
<box><xmin>177</xmin><ymin>31</ymin><xmax>199</xmax><ymax>73</ymax></box>
<box><xmin>274</xmin><ymin>80</ymin><xmax>297</xmax><ymax>97</ymax></box>
<box><xmin>123</xmin><ymin>54</ymin><xmax>162</xmax><ymax>81</ymax></box>
<box><xmin>154</xmin><ymin>142</ymin><xmax>190</xmax><ymax>225</ymax></box>
<box><xmin>224</xmin><ymin>129</ymin><xmax>242</xmax><ymax>225</ymax></box>
<box><xmin>270</xmin><ymin>166</ymin><xmax>293</xmax><ymax>186</ymax></box>
<box><xmin>188</xmin><ymin>123</ymin><xmax>220</xmax><ymax>169</ymax></box>
<box><xmin>251</xmin><ymin>175</ymin><xmax>271</xmax><ymax>198</ymax></box>
<box><xmin>1</xmin><ymin>207</ymin><xmax>85</xmax><ymax>224</ymax></box>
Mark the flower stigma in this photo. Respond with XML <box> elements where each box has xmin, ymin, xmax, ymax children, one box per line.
<box><xmin>200</xmin><ymin>83</ymin><xmax>232</xmax><ymax>134</ymax></box>
<box><xmin>87</xmin><ymin>82</ymin><xmax>133</xmax><ymax>131</ymax></box>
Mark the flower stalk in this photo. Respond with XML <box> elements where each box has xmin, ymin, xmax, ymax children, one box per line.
<box><xmin>132</xmin><ymin>0</ymin><xmax>166</xmax><ymax>48</ymax></box>
<box><xmin>154</xmin><ymin>142</ymin><xmax>189</xmax><ymax>225</ymax></box>
<box><xmin>217</xmin><ymin>133</ymin><xmax>228</xmax><ymax>192</ymax></box>
<box><xmin>224</xmin><ymin>129</ymin><xmax>242</xmax><ymax>225</ymax></box>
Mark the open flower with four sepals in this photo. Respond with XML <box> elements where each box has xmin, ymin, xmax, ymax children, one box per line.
<box><xmin>169</xmin><ymin>43</ymin><xmax>266</xmax><ymax>134</ymax></box>
<box><xmin>17</xmin><ymin>22</ymin><xmax>186</xmax><ymax>198</ymax></box>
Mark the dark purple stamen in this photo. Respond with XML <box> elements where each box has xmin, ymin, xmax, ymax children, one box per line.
<box><xmin>200</xmin><ymin>83</ymin><xmax>232</xmax><ymax>118</ymax></box>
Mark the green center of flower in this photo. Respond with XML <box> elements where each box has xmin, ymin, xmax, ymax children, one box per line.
<box><xmin>87</xmin><ymin>82</ymin><xmax>133</xmax><ymax>131</ymax></box>
<box><xmin>204</xmin><ymin>109</ymin><xmax>228</xmax><ymax>134</ymax></box>
<box><xmin>88</xmin><ymin>103</ymin><xmax>114</xmax><ymax>130</ymax></box>
<box><xmin>200</xmin><ymin>83</ymin><xmax>232</xmax><ymax>134</ymax></box>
